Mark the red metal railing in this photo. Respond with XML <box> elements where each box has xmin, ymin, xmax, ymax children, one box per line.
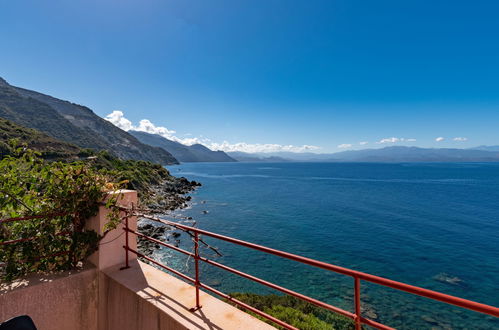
<box><xmin>0</xmin><ymin>213</ymin><xmax>73</xmax><ymax>261</ymax></box>
<box><xmin>122</xmin><ymin>218</ymin><xmax>499</xmax><ymax>330</ymax></box>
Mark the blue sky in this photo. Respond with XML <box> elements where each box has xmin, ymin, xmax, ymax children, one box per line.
<box><xmin>1</xmin><ymin>1</ymin><xmax>498</xmax><ymax>153</ymax></box>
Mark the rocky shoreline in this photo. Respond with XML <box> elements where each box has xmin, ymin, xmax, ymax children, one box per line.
<box><xmin>137</xmin><ymin>174</ymin><xmax>200</xmax><ymax>258</ymax></box>
<box><xmin>144</xmin><ymin>176</ymin><xmax>201</xmax><ymax>213</ymax></box>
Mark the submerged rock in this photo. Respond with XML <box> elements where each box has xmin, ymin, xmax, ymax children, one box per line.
<box><xmin>433</xmin><ymin>273</ymin><xmax>464</xmax><ymax>286</ymax></box>
<box><xmin>421</xmin><ymin>315</ymin><xmax>452</xmax><ymax>329</ymax></box>
<box><xmin>361</xmin><ymin>303</ymin><xmax>378</xmax><ymax>320</ymax></box>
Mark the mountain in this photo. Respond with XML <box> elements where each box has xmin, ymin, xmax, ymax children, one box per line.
<box><xmin>227</xmin><ymin>151</ymin><xmax>290</xmax><ymax>162</ymax></box>
<box><xmin>325</xmin><ymin>146</ymin><xmax>499</xmax><ymax>162</ymax></box>
<box><xmin>0</xmin><ymin>77</ymin><xmax>178</xmax><ymax>165</ymax></box>
<box><xmin>187</xmin><ymin>143</ymin><xmax>236</xmax><ymax>162</ymax></box>
<box><xmin>129</xmin><ymin>131</ymin><xmax>236</xmax><ymax>163</ymax></box>
<box><xmin>228</xmin><ymin>151</ymin><xmax>336</xmax><ymax>162</ymax></box>
<box><xmin>470</xmin><ymin>145</ymin><xmax>499</xmax><ymax>152</ymax></box>
<box><xmin>234</xmin><ymin>146</ymin><xmax>499</xmax><ymax>163</ymax></box>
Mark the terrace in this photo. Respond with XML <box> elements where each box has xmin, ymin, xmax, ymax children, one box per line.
<box><xmin>1</xmin><ymin>190</ymin><xmax>498</xmax><ymax>329</ymax></box>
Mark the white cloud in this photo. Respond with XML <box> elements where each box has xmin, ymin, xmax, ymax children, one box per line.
<box><xmin>377</xmin><ymin>137</ymin><xmax>400</xmax><ymax>144</ymax></box>
<box><xmin>435</xmin><ymin>137</ymin><xmax>445</xmax><ymax>142</ymax></box>
<box><xmin>105</xmin><ymin>110</ymin><xmax>204</xmax><ymax>145</ymax></box>
<box><xmin>136</xmin><ymin>119</ymin><xmax>176</xmax><ymax>136</ymax></box>
<box><xmin>337</xmin><ymin>144</ymin><xmax>353</xmax><ymax>149</ymax></box>
<box><xmin>453</xmin><ymin>137</ymin><xmax>468</xmax><ymax>142</ymax></box>
<box><xmin>376</xmin><ymin>137</ymin><xmax>416</xmax><ymax>144</ymax></box>
<box><xmin>209</xmin><ymin>142</ymin><xmax>320</xmax><ymax>153</ymax></box>
<box><xmin>105</xmin><ymin>110</ymin><xmax>320</xmax><ymax>153</ymax></box>
<box><xmin>105</xmin><ymin>111</ymin><xmax>133</xmax><ymax>131</ymax></box>
<box><xmin>359</xmin><ymin>141</ymin><xmax>368</xmax><ymax>145</ymax></box>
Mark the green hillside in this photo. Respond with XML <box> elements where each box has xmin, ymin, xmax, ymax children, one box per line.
<box><xmin>0</xmin><ymin>77</ymin><xmax>178</xmax><ymax>165</ymax></box>
<box><xmin>0</xmin><ymin>117</ymin><xmax>81</xmax><ymax>159</ymax></box>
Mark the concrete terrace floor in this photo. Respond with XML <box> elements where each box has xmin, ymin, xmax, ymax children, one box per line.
<box><xmin>102</xmin><ymin>260</ymin><xmax>276</xmax><ymax>330</ymax></box>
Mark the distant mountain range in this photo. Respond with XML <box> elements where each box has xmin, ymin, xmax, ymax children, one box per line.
<box><xmin>129</xmin><ymin>131</ymin><xmax>235</xmax><ymax>162</ymax></box>
<box><xmin>471</xmin><ymin>145</ymin><xmax>499</xmax><ymax>152</ymax></box>
<box><xmin>235</xmin><ymin>146</ymin><xmax>499</xmax><ymax>163</ymax></box>
<box><xmin>0</xmin><ymin>77</ymin><xmax>178</xmax><ymax>164</ymax></box>
<box><xmin>227</xmin><ymin>151</ymin><xmax>290</xmax><ymax>162</ymax></box>
<box><xmin>327</xmin><ymin>146</ymin><xmax>499</xmax><ymax>162</ymax></box>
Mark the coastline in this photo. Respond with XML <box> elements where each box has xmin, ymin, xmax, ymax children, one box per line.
<box><xmin>137</xmin><ymin>172</ymin><xmax>201</xmax><ymax>257</ymax></box>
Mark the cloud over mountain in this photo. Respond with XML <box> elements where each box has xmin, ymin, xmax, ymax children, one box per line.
<box><xmin>105</xmin><ymin>111</ymin><xmax>320</xmax><ymax>153</ymax></box>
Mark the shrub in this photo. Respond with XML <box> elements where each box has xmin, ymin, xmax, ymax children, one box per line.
<box><xmin>228</xmin><ymin>293</ymin><xmax>356</xmax><ymax>330</ymax></box>
<box><xmin>0</xmin><ymin>146</ymin><xmax>122</xmax><ymax>281</ymax></box>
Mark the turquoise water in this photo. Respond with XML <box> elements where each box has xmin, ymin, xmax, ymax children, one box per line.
<box><xmin>159</xmin><ymin>162</ymin><xmax>499</xmax><ymax>329</ymax></box>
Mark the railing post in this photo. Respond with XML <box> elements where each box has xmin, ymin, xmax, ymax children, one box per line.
<box><xmin>120</xmin><ymin>215</ymin><xmax>130</xmax><ymax>270</ymax></box>
<box><xmin>191</xmin><ymin>231</ymin><xmax>202</xmax><ymax>311</ymax></box>
<box><xmin>354</xmin><ymin>277</ymin><xmax>361</xmax><ymax>330</ymax></box>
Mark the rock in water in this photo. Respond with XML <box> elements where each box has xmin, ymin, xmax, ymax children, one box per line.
<box><xmin>433</xmin><ymin>273</ymin><xmax>464</xmax><ymax>286</ymax></box>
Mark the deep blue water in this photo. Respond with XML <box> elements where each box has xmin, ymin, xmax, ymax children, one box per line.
<box><xmin>158</xmin><ymin>162</ymin><xmax>499</xmax><ymax>329</ymax></box>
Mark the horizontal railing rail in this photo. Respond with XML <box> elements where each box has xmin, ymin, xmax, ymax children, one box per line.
<box><xmin>0</xmin><ymin>231</ymin><xmax>72</xmax><ymax>246</ymax></box>
<box><xmin>0</xmin><ymin>212</ymin><xmax>73</xmax><ymax>224</ymax></box>
<box><xmin>0</xmin><ymin>213</ymin><xmax>73</xmax><ymax>247</ymax></box>
<box><xmin>122</xmin><ymin>216</ymin><xmax>499</xmax><ymax>330</ymax></box>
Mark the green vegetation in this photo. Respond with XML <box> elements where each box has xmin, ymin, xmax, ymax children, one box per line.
<box><xmin>84</xmin><ymin>150</ymin><xmax>177</xmax><ymax>204</ymax></box>
<box><xmin>0</xmin><ymin>145</ymin><xmax>124</xmax><ymax>281</ymax></box>
<box><xmin>0</xmin><ymin>118</ymin><xmax>192</xmax><ymax>206</ymax></box>
<box><xmin>0</xmin><ymin>118</ymin><xmax>81</xmax><ymax>159</ymax></box>
<box><xmin>228</xmin><ymin>293</ymin><xmax>356</xmax><ymax>330</ymax></box>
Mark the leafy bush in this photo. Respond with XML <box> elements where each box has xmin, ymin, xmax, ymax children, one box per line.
<box><xmin>228</xmin><ymin>293</ymin><xmax>356</xmax><ymax>330</ymax></box>
<box><xmin>0</xmin><ymin>146</ymin><xmax>123</xmax><ymax>281</ymax></box>
<box><xmin>87</xmin><ymin>150</ymin><xmax>170</xmax><ymax>193</ymax></box>
<box><xmin>263</xmin><ymin>305</ymin><xmax>333</xmax><ymax>329</ymax></box>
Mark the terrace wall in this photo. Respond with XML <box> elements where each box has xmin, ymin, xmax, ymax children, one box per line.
<box><xmin>0</xmin><ymin>266</ymin><xmax>98</xmax><ymax>330</ymax></box>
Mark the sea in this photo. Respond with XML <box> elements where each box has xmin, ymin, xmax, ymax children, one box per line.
<box><xmin>155</xmin><ymin>162</ymin><xmax>499</xmax><ymax>329</ymax></box>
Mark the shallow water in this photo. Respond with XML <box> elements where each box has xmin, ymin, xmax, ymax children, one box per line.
<box><xmin>159</xmin><ymin>162</ymin><xmax>499</xmax><ymax>329</ymax></box>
